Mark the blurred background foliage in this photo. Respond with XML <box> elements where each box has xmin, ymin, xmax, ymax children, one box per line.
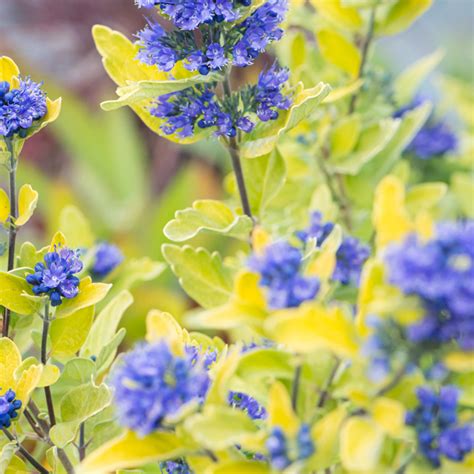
<box><xmin>0</xmin><ymin>0</ymin><xmax>472</xmax><ymax>342</ymax></box>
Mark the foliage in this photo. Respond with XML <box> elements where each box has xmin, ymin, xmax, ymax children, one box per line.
<box><xmin>0</xmin><ymin>1</ymin><xmax>473</xmax><ymax>474</ymax></box>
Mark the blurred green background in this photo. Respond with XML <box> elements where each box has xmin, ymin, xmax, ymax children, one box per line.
<box><xmin>0</xmin><ymin>0</ymin><xmax>472</xmax><ymax>340</ymax></box>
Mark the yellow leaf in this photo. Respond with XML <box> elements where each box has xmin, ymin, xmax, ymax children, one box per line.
<box><xmin>377</xmin><ymin>0</ymin><xmax>433</xmax><ymax>36</ymax></box>
<box><xmin>206</xmin><ymin>349</ymin><xmax>240</xmax><ymax>405</ymax></box>
<box><xmin>49</xmin><ymin>231</ymin><xmax>67</xmax><ymax>251</ymax></box>
<box><xmin>317</xmin><ymin>29</ymin><xmax>361</xmax><ymax>78</ymax></box>
<box><xmin>206</xmin><ymin>461</ymin><xmax>271</xmax><ymax>474</ymax></box>
<box><xmin>187</xmin><ymin>271</ymin><xmax>267</xmax><ymax>330</ymax></box>
<box><xmin>14</xmin><ymin>364</ymin><xmax>43</xmax><ymax>405</ymax></box>
<box><xmin>372</xmin><ymin>397</ymin><xmax>405</xmax><ymax>436</ymax></box>
<box><xmin>266</xmin><ymin>303</ymin><xmax>359</xmax><ymax>358</ymax></box>
<box><xmin>330</xmin><ymin>115</ymin><xmax>361</xmax><ymax>158</ymax></box>
<box><xmin>311</xmin><ymin>407</ymin><xmax>346</xmax><ymax>469</ymax></box>
<box><xmin>0</xmin><ymin>272</ymin><xmax>42</xmax><ymax>315</ymax></box>
<box><xmin>15</xmin><ymin>184</ymin><xmax>38</xmax><ymax>226</ymax></box>
<box><xmin>0</xmin><ymin>188</ymin><xmax>9</xmax><ymax>223</ymax></box>
<box><xmin>58</xmin><ymin>205</ymin><xmax>94</xmax><ymax>249</ymax></box>
<box><xmin>268</xmin><ymin>382</ymin><xmax>298</xmax><ymax>436</ymax></box>
<box><xmin>323</xmin><ymin>79</ymin><xmax>363</xmax><ymax>104</ymax></box>
<box><xmin>310</xmin><ymin>0</ymin><xmax>363</xmax><ymax>30</ymax></box>
<box><xmin>0</xmin><ymin>56</ymin><xmax>19</xmax><ymax>83</ymax></box>
<box><xmin>340</xmin><ymin>417</ymin><xmax>384</xmax><ymax>471</ymax></box>
<box><xmin>443</xmin><ymin>352</ymin><xmax>474</xmax><ymax>373</ymax></box>
<box><xmin>0</xmin><ymin>338</ymin><xmax>22</xmax><ymax>393</ymax></box>
<box><xmin>252</xmin><ymin>226</ymin><xmax>271</xmax><ymax>255</ymax></box>
<box><xmin>373</xmin><ymin>175</ymin><xmax>412</xmax><ymax>248</ymax></box>
<box><xmin>414</xmin><ymin>211</ymin><xmax>434</xmax><ymax>241</ymax></box>
<box><xmin>306</xmin><ymin>225</ymin><xmax>342</xmax><ymax>281</ymax></box>
<box><xmin>146</xmin><ymin>309</ymin><xmax>184</xmax><ymax>355</ymax></box>
<box><xmin>55</xmin><ymin>277</ymin><xmax>111</xmax><ymax>319</ymax></box>
<box><xmin>78</xmin><ymin>430</ymin><xmax>186</xmax><ymax>474</ymax></box>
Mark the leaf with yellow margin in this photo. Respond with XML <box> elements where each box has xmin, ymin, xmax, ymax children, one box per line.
<box><xmin>310</xmin><ymin>0</ymin><xmax>363</xmax><ymax>30</ymax></box>
<box><xmin>311</xmin><ymin>406</ymin><xmax>347</xmax><ymax>469</ymax></box>
<box><xmin>0</xmin><ymin>57</ymin><xmax>19</xmax><ymax>83</ymax></box>
<box><xmin>186</xmin><ymin>271</ymin><xmax>267</xmax><ymax>330</ymax></box>
<box><xmin>78</xmin><ymin>430</ymin><xmax>187</xmax><ymax>474</ymax></box>
<box><xmin>372</xmin><ymin>397</ymin><xmax>405</xmax><ymax>436</ymax></box>
<box><xmin>340</xmin><ymin>417</ymin><xmax>384</xmax><ymax>471</ymax></box>
<box><xmin>0</xmin><ymin>338</ymin><xmax>22</xmax><ymax>393</ymax></box>
<box><xmin>0</xmin><ymin>188</ymin><xmax>9</xmax><ymax>223</ymax></box>
<box><xmin>0</xmin><ymin>272</ymin><xmax>42</xmax><ymax>315</ymax></box>
<box><xmin>146</xmin><ymin>309</ymin><xmax>185</xmax><ymax>355</ymax></box>
<box><xmin>268</xmin><ymin>382</ymin><xmax>298</xmax><ymax>436</ymax></box>
<box><xmin>373</xmin><ymin>175</ymin><xmax>412</xmax><ymax>248</ymax></box>
<box><xmin>266</xmin><ymin>303</ymin><xmax>359</xmax><ymax>358</ymax></box>
<box><xmin>206</xmin><ymin>348</ymin><xmax>240</xmax><ymax>405</ymax></box>
<box><xmin>15</xmin><ymin>184</ymin><xmax>38</xmax><ymax>226</ymax></box>
<box><xmin>55</xmin><ymin>277</ymin><xmax>111</xmax><ymax>319</ymax></box>
<box><xmin>14</xmin><ymin>364</ymin><xmax>43</xmax><ymax>405</ymax></box>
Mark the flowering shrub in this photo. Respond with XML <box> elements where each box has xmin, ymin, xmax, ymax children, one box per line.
<box><xmin>1</xmin><ymin>1</ymin><xmax>473</xmax><ymax>474</ymax></box>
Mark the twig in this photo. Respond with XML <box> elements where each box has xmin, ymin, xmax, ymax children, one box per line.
<box><xmin>376</xmin><ymin>363</ymin><xmax>408</xmax><ymax>397</ymax></box>
<box><xmin>317</xmin><ymin>358</ymin><xmax>340</xmax><ymax>408</ymax></box>
<box><xmin>291</xmin><ymin>365</ymin><xmax>302</xmax><ymax>413</ymax></box>
<box><xmin>2</xmin><ymin>137</ymin><xmax>18</xmax><ymax>338</ymax></box>
<box><xmin>2</xmin><ymin>428</ymin><xmax>50</xmax><ymax>474</ymax></box>
<box><xmin>41</xmin><ymin>303</ymin><xmax>56</xmax><ymax>427</ymax></box>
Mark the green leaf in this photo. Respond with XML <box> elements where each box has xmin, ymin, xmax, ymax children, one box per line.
<box><xmin>58</xmin><ymin>205</ymin><xmax>95</xmax><ymax>249</ymax></box>
<box><xmin>80</xmin><ymin>290</ymin><xmax>133</xmax><ymax>359</ymax></box>
<box><xmin>330</xmin><ymin>115</ymin><xmax>361</xmax><ymax>159</ymax></box>
<box><xmin>164</xmin><ymin>200</ymin><xmax>253</xmax><ymax>242</ymax></box>
<box><xmin>101</xmin><ymin>73</ymin><xmax>223</xmax><ymax>111</ymax></box>
<box><xmin>15</xmin><ymin>185</ymin><xmax>38</xmax><ymax>227</ymax></box>
<box><xmin>14</xmin><ymin>357</ymin><xmax>60</xmax><ymax>388</ymax></box>
<box><xmin>239</xmin><ymin>82</ymin><xmax>331</xmax><ymax>158</ymax></box>
<box><xmin>394</xmin><ymin>49</ymin><xmax>444</xmax><ymax>106</ymax></box>
<box><xmin>316</xmin><ymin>28</ymin><xmax>361</xmax><ymax>77</ymax></box>
<box><xmin>451</xmin><ymin>172</ymin><xmax>474</xmax><ymax>218</ymax></box>
<box><xmin>60</xmin><ymin>358</ymin><xmax>96</xmax><ymax>387</ymax></box>
<box><xmin>376</xmin><ymin>0</ymin><xmax>433</xmax><ymax>36</ymax></box>
<box><xmin>346</xmin><ymin>102</ymin><xmax>431</xmax><ymax>207</ymax></box>
<box><xmin>55</xmin><ymin>277</ymin><xmax>111</xmax><ymax>319</ymax></box>
<box><xmin>0</xmin><ymin>272</ymin><xmax>41</xmax><ymax>315</ymax></box>
<box><xmin>328</xmin><ymin>119</ymin><xmax>400</xmax><ymax>174</ymax></box>
<box><xmin>95</xmin><ymin>328</ymin><xmax>126</xmax><ymax>373</ymax></box>
<box><xmin>50</xmin><ymin>383</ymin><xmax>112</xmax><ymax>448</ymax></box>
<box><xmin>405</xmin><ymin>182</ymin><xmax>447</xmax><ymax>213</ymax></box>
<box><xmin>78</xmin><ymin>431</ymin><xmax>187</xmax><ymax>474</ymax></box>
<box><xmin>231</xmin><ymin>148</ymin><xmax>286</xmax><ymax>215</ymax></box>
<box><xmin>162</xmin><ymin>245</ymin><xmax>233</xmax><ymax>308</ymax></box>
<box><xmin>0</xmin><ymin>442</ymin><xmax>17</xmax><ymax>474</ymax></box>
<box><xmin>184</xmin><ymin>406</ymin><xmax>259</xmax><ymax>450</ymax></box>
<box><xmin>50</xmin><ymin>306</ymin><xmax>95</xmax><ymax>357</ymax></box>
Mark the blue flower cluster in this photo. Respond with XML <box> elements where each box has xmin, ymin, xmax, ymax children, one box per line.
<box><xmin>248</xmin><ymin>241</ymin><xmax>320</xmax><ymax>310</ymax></box>
<box><xmin>150</xmin><ymin>64</ymin><xmax>291</xmax><ymax>138</ymax></box>
<box><xmin>135</xmin><ymin>1</ymin><xmax>287</xmax><ymax>73</ymax></box>
<box><xmin>159</xmin><ymin>459</ymin><xmax>193</xmax><ymax>474</ymax></box>
<box><xmin>111</xmin><ymin>341</ymin><xmax>213</xmax><ymax>435</ymax></box>
<box><xmin>267</xmin><ymin>424</ymin><xmax>315</xmax><ymax>470</ymax></box>
<box><xmin>394</xmin><ymin>97</ymin><xmax>457</xmax><ymax>159</ymax></box>
<box><xmin>386</xmin><ymin>221</ymin><xmax>474</xmax><ymax>350</ymax></box>
<box><xmin>92</xmin><ymin>242</ymin><xmax>124</xmax><ymax>278</ymax></box>
<box><xmin>228</xmin><ymin>391</ymin><xmax>267</xmax><ymax>420</ymax></box>
<box><xmin>0</xmin><ymin>389</ymin><xmax>22</xmax><ymax>429</ymax></box>
<box><xmin>406</xmin><ymin>386</ymin><xmax>474</xmax><ymax>467</ymax></box>
<box><xmin>298</xmin><ymin>212</ymin><xmax>370</xmax><ymax>286</ymax></box>
<box><xmin>26</xmin><ymin>247</ymin><xmax>83</xmax><ymax>307</ymax></box>
<box><xmin>0</xmin><ymin>78</ymin><xmax>47</xmax><ymax>138</ymax></box>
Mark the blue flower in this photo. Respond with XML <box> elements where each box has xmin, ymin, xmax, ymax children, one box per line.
<box><xmin>333</xmin><ymin>237</ymin><xmax>370</xmax><ymax>286</ymax></box>
<box><xmin>406</xmin><ymin>385</ymin><xmax>474</xmax><ymax>467</ymax></box>
<box><xmin>407</xmin><ymin>122</ymin><xmax>458</xmax><ymax>159</ymax></box>
<box><xmin>394</xmin><ymin>97</ymin><xmax>458</xmax><ymax>159</ymax></box>
<box><xmin>267</xmin><ymin>424</ymin><xmax>315</xmax><ymax>469</ymax></box>
<box><xmin>298</xmin><ymin>212</ymin><xmax>370</xmax><ymax>286</ymax></box>
<box><xmin>233</xmin><ymin>0</ymin><xmax>287</xmax><ymax>67</ymax></box>
<box><xmin>254</xmin><ymin>64</ymin><xmax>292</xmax><ymax>121</ymax></box>
<box><xmin>159</xmin><ymin>459</ymin><xmax>193</xmax><ymax>474</ymax></box>
<box><xmin>0</xmin><ymin>78</ymin><xmax>47</xmax><ymax>138</ymax></box>
<box><xmin>229</xmin><ymin>391</ymin><xmax>267</xmax><ymax>420</ymax></box>
<box><xmin>386</xmin><ymin>221</ymin><xmax>474</xmax><ymax>350</ymax></box>
<box><xmin>26</xmin><ymin>247</ymin><xmax>83</xmax><ymax>307</ymax></box>
<box><xmin>248</xmin><ymin>241</ymin><xmax>320</xmax><ymax>309</ymax></box>
<box><xmin>111</xmin><ymin>341</ymin><xmax>213</xmax><ymax>435</ymax></box>
<box><xmin>92</xmin><ymin>242</ymin><xmax>124</xmax><ymax>278</ymax></box>
<box><xmin>0</xmin><ymin>390</ymin><xmax>22</xmax><ymax>429</ymax></box>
